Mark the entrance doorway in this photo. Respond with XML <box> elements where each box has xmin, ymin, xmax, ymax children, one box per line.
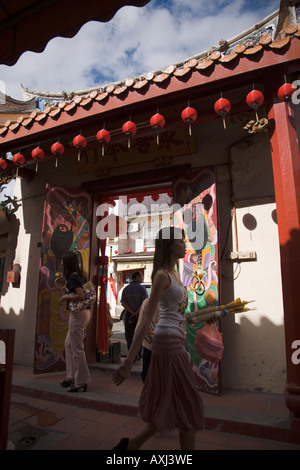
<box><xmin>94</xmin><ymin>167</ymin><xmax>220</xmax><ymax>394</ymax></box>
<box><xmin>33</xmin><ymin>167</ymin><xmax>220</xmax><ymax>394</ymax></box>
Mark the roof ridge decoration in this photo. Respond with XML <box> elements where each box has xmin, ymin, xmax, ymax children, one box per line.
<box><xmin>1</xmin><ymin>7</ymin><xmax>300</xmax><ymax>138</ymax></box>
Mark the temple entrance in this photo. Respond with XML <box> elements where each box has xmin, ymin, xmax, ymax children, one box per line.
<box><xmin>96</xmin><ymin>167</ymin><xmax>220</xmax><ymax>394</ymax></box>
<box><xmin>33</xmin><ymin>168</ymin><xmax>220</xmax><ymax>394</ymax></box>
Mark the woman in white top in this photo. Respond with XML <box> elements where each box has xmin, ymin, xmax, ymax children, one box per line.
<box><xmin>112</xmin><ymin>226</ymin><xmax>207</xmax><ymax>450</ymax></box>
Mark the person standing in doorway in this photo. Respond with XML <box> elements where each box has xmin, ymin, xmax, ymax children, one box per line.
<box><xmin>121</xmin><ymin>271</ymin><xmax>148</xmax><ymax>356</ymax></box>
<box><xmin>59</xmin><ymin>251</ymin><xmax>91</xmax><ymax>393</ymax></box>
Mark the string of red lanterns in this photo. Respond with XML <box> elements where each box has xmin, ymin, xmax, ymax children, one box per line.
<box><xmin>2</xmin><ymin>83</ymin><xmax>296</xmax><ymax>171</ymax></box>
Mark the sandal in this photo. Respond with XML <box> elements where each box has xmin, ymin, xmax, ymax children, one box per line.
<box><xmin>67</xmin><ymin>384</ymin><xmax>87</xmax><ymax>393</ymax></box>
<box><xmin>60</xmin><ymin>379</ymin><xmax>74</xmax><ymax>388</ymax></box>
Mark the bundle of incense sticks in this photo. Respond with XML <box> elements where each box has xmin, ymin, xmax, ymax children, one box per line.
<box><xmin>185</xmin><ymin>298</ymin><xmax>255</xmax><ymax>324</ymax></box>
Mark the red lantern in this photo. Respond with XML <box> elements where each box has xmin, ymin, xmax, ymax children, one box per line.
<box><xmin>181</xmin><ymin>106</ymin><xmax>197</xmax><ymax>135</ymax></box>
<box><xmin>150</xmin><ymin>113</ymin><xmax>166</xmax><ymax>144</ymax></box>
<box><xmin>278</xmin><ymin>83</ymin><xmax>296</xmax><ymax>102</ymax></box>
<box><xmin>31</xmin><ymin>147</ymin><xmax>45</xmax><ymax>171</ymax></box>
<box><xmin>51</xmin><ymin>141</ymin><xmax>65</xmax><ymax>167</ymax></box>
<box><xmin>122</xmin><ymin>121</ymin><xmax>137</xmax><ymax>148</ymax></box>
<box><xmin>31</xmin><ymin>147</ymin><xmax>45</xmax><ymax>161</ymax></box>
<box><xmin>0</xmin><ymin>158</ymin><xmax>8</xmax><ymax>170</ymax></box>
<box><xmin>214</xmin><ymin>97</ymin><xmax>231</xmax><ymax>129</ymax></box>
<box><xmin>114</xmin><ymin>250</ymin><xmax>118</xmax><ymax>254</ymax></box>
<box><xmin>97</xmin><ymin>129</ymin><xmax>111</xmax><ymax>156</ymax></box>
<box><xmin>51</xmin><ymin>142</ymin><xmax>65</xmax><ymax>155</ymax></box>
<box><xmin>143</xmin><ymin>248</ymin><xmax>147</xmax><ymax>252</ymax></box>
<box><xmin>128</xmin><ymin>248</ymin><xmax>132</xmax><ymax>253</ymax></box>
<box><xmin>73</xmin><ymin>135</ymin><xmax>87</xmax><ymax>161</ymax></box>
<box><xmin>97</xmin><ymin>129</ymin><xmax>111</xmax><ymax>143</ymax></box>
<box><xmin>73</xmin><ymin>134</ymin><xmax>87</xmax><ymax>149</ymax></box>
<box><xmin>246</xmin><ymin>90</ymin><xmax>264</xmax><ymax>120</ymax></box>
<box><xmin>13</xmin><ymin>153</ymin><xmax>25</xmax><ymax>166</ymax></box>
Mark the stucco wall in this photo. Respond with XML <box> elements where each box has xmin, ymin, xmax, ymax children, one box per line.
<box><xmin>216</xmin><ymin>131</ymin><xmax>285</xmax><ymax>392</ymax></box>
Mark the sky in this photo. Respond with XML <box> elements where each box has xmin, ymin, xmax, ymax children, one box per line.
<box><xmin>0</xmin><ymin>0</ymin><xmax>280</xmax><ymax>101</ymax></box>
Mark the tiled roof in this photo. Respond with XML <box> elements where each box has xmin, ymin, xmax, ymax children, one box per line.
<box><xmin>0</xmin><ymin>10</ymin><xmax>299</xmax><ymax>141</ymax></box>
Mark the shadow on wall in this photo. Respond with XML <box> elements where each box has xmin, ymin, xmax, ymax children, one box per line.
<box><xmin>221</xmin><ymin>314</ymin><xmax>286</xmax><ymax>393</ymax></box>
<box><xmin>221</xmin><ymin>227</ymin><xmax>300</xmax><ymax>393</ymax></box>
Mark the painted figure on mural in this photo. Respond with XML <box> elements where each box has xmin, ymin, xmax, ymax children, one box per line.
<box><xmin>173</xmin><ymin>169</ymin><xmax>219</xmax><ymax>394</ymax></box>
<box><xmin>34</xmin><ymin>186</ymin><xmax>91</xmax><ymax>374</ymax></box>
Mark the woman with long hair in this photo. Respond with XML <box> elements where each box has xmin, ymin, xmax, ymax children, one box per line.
<box><xmin>59</xmin><ymin>251</ymin><xmax>91</xmax><ymax>392</ymax></box>
<box><xmin>112</xmin><ymin>226</ymin><xmax>206</xmax><ymax>450</ymax></box>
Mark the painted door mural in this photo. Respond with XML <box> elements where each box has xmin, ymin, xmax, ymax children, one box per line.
<box><xmin>173</xmin><ymin>168</ymin><xmax>220</xmax><ymax>394</ymax></box>
<box><xmin>34</xmin><ymin>184</ymin><xmax>91</xmax><ymax>374</ymax></box>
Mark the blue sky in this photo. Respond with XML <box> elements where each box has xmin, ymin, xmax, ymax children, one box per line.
<box><xmin>0</xmin><ymin>0</ymin><xmax>280</xmax><ymax>100</ymax></box>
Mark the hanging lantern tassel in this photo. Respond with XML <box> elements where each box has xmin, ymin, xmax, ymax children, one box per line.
<box><xmin>122</xmin><ymin>120</ymin><xmax>137</xmax><ymax>148</ymax></box>
<box><xmin>181</xmin><ymin>106</ymin><xmax>198</xmax><ymax>135</ymax></box>
<box><xmin>51</xmin><ymin>141</ymin><xmax>65</xmax><ymax>167</ymax></box>
<box><xmin>96</xmin><ymin>129</ymin><xmax>111</xmax><ymax>156</ymax></box>
<box><xmin>246</xmin><ymin>90</ymin><xmax>264</xmax><ymax>122</ymax></box>
<box><xmin>278</xmin><ymin>83</ymin><xmax>297</xmax><ymax>115</ymax></box>
<box><xmin>150</xmin><ymin>113</ymin><xmax>166</xmax><ymax>145</ymax></box>
<box><xmin>214</xmin><ymin>98</ymin><xmax>231</xmax><ymax>129</ymax></box>
<box><xmin>73</xmin><ymin>135</ymin><xmax>87</xmax><ymax>161</ymax></box>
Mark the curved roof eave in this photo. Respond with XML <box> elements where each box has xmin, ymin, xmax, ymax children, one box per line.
<box><xmin>0</xmin><ymin>0</ymin><xmax>151</xmax><ymax>66</ymax></box>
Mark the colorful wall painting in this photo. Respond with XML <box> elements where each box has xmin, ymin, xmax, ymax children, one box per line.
<box><xmin>173</xmin><ymin>168</ymin><xmax>220</xmax><ymax>394</ymax></box>
<box><xmin>34</xmin><ymin>184</ymin><xmax>91</xmax><ymax>374</ymax></box>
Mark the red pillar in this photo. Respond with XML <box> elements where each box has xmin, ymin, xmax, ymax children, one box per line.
<box><xmin>265</xmin><ymin>69</ymin><xmax>300</xmax><ymax>432</ymax></box>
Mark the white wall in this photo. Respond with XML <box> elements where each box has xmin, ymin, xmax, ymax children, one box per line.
<box><xmin>0</xmin><ymin>178</ymin><xmax>44</xmax><ymax>365</ymax></box>
<box><xmin>217</xmin><ymin>131</ymin><xmax>286</xmax><ymax>392</ymax></box>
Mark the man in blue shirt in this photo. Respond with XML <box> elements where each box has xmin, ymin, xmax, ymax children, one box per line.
<box><xmin>121</xmin><ymin>271</ymin><xmax>148</xmax><ymax>354</ymax></box>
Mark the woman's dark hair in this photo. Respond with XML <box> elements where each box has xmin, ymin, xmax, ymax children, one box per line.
<box><xmin>61</xmin><ymin>251</ymin><xmax>85</xmax><ymax>279</ymax></box>
<box><xmin>151</xmin><ymin>226</ymin><xmax>185</xmax><ymax>282</ymax></box>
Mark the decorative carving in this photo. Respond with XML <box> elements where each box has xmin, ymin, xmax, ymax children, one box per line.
<box><xmin>243</xmin><ymin>117</ymin><xmax>268</xmax><ymax>134</ymax></box>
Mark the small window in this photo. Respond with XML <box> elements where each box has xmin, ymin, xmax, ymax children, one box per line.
<box><xmin>143</xmin><ymin>225</ymin><xmax>159</xmax><ymax>248</ymax></box>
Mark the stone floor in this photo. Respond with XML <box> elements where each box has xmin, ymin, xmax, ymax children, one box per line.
<box><xmin>5</xmin><ymin>363</ymin><xmax>300</xmax><ymax>451</ymax></box>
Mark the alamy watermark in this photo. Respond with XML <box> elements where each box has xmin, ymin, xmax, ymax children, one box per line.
<box><xmin>291</xmin><ymin>340</ymin><xmax>300</xmax><ymax>365</ymax></box>
<box><xmin>291</xmin><ymin>80</ymin><xmax>300</xmax><ymax>105</ymax></box>
<box><xmin>95</xmin><ymin>197</ymin><xmax>206</xmax><ymax>250</ymax></box>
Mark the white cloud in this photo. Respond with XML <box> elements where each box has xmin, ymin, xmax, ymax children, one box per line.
<box><xmin>0</xmin><ymin>0</ymin><xmax>280</xmax><ymax>100</ymax></box>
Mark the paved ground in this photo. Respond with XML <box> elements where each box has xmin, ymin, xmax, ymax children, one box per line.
<box><xmin>6</xmin><ymin>362</ymin><xmax>300</xmax><ymax>452</ymax></box>
<box><xmin>4</xmin><ymin>321</ymin><xmax>300</xmax><ymax>454</ymax></box>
